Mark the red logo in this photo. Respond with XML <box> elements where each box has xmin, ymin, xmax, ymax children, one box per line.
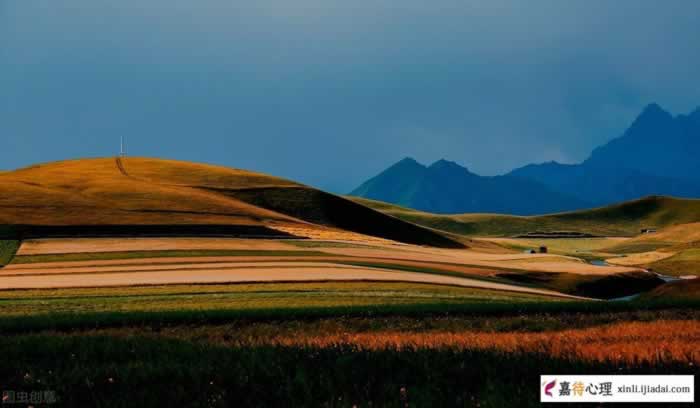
<box><xmin>543</xmin><ymin>379</ymin><xmax>557</xmax><ymax>397</ymax></box>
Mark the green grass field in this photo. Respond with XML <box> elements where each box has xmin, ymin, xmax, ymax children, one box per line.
<box><xmin>602</xmin><ymin>241</ymin><xmax>676</xmax><ymax>254</ymax></box>
<box><xmin>0</xmin><ymin>239</ymin><xmax>20</xmax><ymax>266</ymax></box>
<box><xmin>0</xmin><ymin>282</ymin><xmax>697</xmax><ymax>407</ymax></box>
<box><xmin>646</xmin><ymin>248</ymin><xmax>700</xmax><ymax>276</ymax></box>
<box><xmin>1</xmin><ymin>281</ymin><xmax>697</xmax><ymax>334</ymax></box>
<box><xmin>0</xmin><ymin>282</ymin><xmax>563</xmax><ymax>319</ymax></box>
<box><xmin>480</xmin><ymin>237</ymin><xmax>623</xmax><ymax>261</ymax></box>
<box><xmin>350</xmin><ymin>196</ymin><xmax>700</xmax><ymax>237</ymax></box>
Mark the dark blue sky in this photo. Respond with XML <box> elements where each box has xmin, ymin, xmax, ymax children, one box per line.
<box><xmin>2</xmin><ymin>1</ymin><xmax>699</xmax><ymax>192</ymax></box>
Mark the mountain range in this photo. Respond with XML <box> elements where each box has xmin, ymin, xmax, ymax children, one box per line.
<box><xmin>350</xmin><ymin>103</ymin><xmax>700</xmax><ymax>215</ymax></box>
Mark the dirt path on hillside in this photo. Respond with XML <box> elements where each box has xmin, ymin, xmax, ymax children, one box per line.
<box><xmin>115</xmin><ymin>157</ymin><xmax>129</xmax><ymax>177</ymax></box>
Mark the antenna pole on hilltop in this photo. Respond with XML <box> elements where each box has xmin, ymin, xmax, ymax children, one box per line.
<box><xmin>120</xmin><ymin>135</ymin><xmax>125</xmax><ymax>157</ymax></box>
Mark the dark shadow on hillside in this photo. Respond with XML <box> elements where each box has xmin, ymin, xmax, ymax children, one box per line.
<box><xmin>1</xmin><ymin>224</ymin><xmax>300</xmax><ymax>240</ymax></box>
<box><xmin>497</xmin><ymin>271</ymin><xmax>665</xmax><ymax>299</ymax></box>
<box><xmin>213</xmin><ymin>187</ymin><xmax>465</xmax><ymax>248</ymax></box>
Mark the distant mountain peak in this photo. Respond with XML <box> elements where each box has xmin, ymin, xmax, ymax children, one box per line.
<box><xmin>350</xmin><ymin>156</ymin><xmax>587</xmax><ymax>215</ymax></box>
<box><xmin>542</xmin><ymin>160</ymin><xmax>565</xmax><ymax>166</ymax></box>
<box><xmin>397</xmin><ymin>156</ymin><xmax>421</xmax><ymax>165</ymax></box>
<box><xmin>635</xmin><ymin>102</ymin><xmax>672</xmax><ymax>123</ymax></box>
<box><xmin>389</xmin><ymin>157</ymin><xmax>425</xmax><ymax>170</ymax></box>
<box><xmin>586</xmin><ymin>102</ymin><xmax>675</xmax><ymax>154</ymax></box>
<box><xmin>428</xmin><ymin>159</ymin><xmax>474</xmax><ymax>175</ymax></box>
<box><xmin>642</xmin><ymin>102</ymin><xmax>665</xmax><ymax>113</ymax></box>
<box><xmin>352</xmin><ymin>102</ymin><xmax>699</xmax><ymax>215</ymax></box>
<box><xmin>430</xmin><ymin>158</ymin><xmax>459</xmax><ymax>167</ymax></box>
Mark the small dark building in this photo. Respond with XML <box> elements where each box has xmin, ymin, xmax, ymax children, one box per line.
<box><xmin>640</xmin><ymin>228</ymin><xmax>657</xmax><ymax>234</ymax></box>
<box><xmin>539</xmin><ymin>246</ymin><xmax>548</xmax><ymax>254</ymax></box>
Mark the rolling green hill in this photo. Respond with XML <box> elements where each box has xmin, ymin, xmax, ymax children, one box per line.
<box><xmin>348</xmin><ymin>195</ymin><xmax>700</xmax><ymax>237</ymax></box>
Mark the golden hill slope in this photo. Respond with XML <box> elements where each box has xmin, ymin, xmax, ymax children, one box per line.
<box><xmin>1</xmin><ymin>158</ymin><xmax>292</xmax><ymax>226</ymax></box>
<box><xmin>0</xmin><ymin>157</ymin><xmax>462</xmax><ymax>248</ymax></box>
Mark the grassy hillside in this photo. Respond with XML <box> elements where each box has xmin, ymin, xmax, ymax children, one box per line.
<box><xmin>597</xmin><ymin>222</ymin><xmax>700</xmax><ymax>276</ymax></box>
<box><xmin>0</xmin><ymin>157</ymin><xmax>462</xmax><ymax>248</ymax></box>
<box><xmin>0</xmin><ymin>240</ymin><xmax>20</xmax><ymax>266</ymax></box>
<box><xmin>645</xmin><ymin>248</ymin><xmax>700</xmax><ymax>276</ymax></box>
<box><xmin>600</xmin><ymin>222</ymin><xmax>700</xmax><ymax>254</ymax></box>
<box><xmin>0</xmin><ymin>225</ymin><xmax>19</xmax><ymax>266</ymax></box>
<box><xmin>349</xmin><ymin>196</ymin><xmax>700</xmax><ymax>237</ymax></box>
<box><xmin>640</xmin><ymin>279</ymin><xmax>700</xmax><ymax>301</ymax></box>
<box><xmin>0</xmin><ymin>282</ymin><xmax>562</xmax><ymax>318</ymax></box>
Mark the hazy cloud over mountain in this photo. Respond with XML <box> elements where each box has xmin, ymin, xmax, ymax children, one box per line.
<box><xmin>2</xmin><ymin>1</ymin><xmax>699</xmax><ymax>191</ymax></box>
